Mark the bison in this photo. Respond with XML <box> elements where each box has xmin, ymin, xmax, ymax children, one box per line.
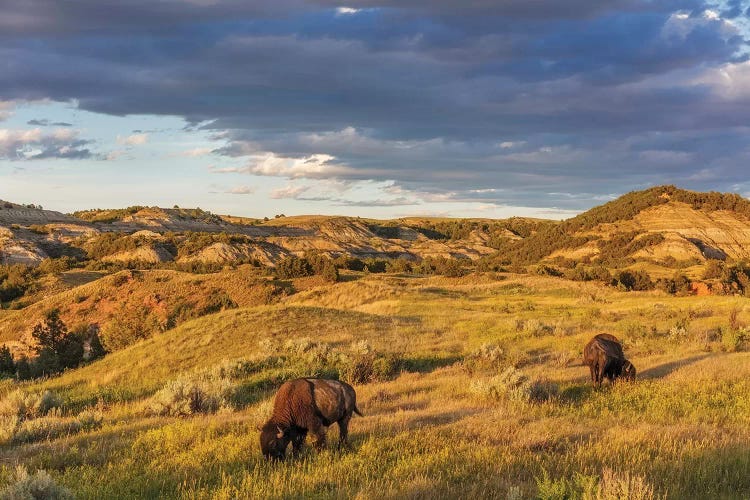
<box><xmin>259</xmin><ymin>378</ymin><xmax>362</xmax><ymax>460</ymax></box>
<box><xmin>583</xmin><ymin>333</ymin><xmax>636</xmax><ymax>387</ymax></box>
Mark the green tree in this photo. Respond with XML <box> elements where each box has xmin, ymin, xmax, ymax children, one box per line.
<box><xmin>0</xmin><ymin>345</ymin><xmax>14</xmax><ymax>376</ymax></box>
<box><xmin>31</xmin><ymin>309</ymin><xmax>68</xmax><ymax>356</ymax></box>
<box><xmin>15</xmin><ymin>356</ymin><xmax>32</xmax><ymax>380</ymax></box>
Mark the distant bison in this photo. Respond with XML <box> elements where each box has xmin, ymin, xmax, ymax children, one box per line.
<box><xmin>583</xmin><ymin>334</ymin><xmax>636</xmax><ymax>386</ymax></box>
<box><xmin>260</xmin><ymin>378</ymin><xmax>362</xmax><ymax>460</ymax></box>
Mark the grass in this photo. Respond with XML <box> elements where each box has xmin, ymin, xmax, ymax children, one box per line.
<box><xmin>1</xmin><ymin>272</ymin><xmax>749</xmax><ymax>498</ymax></box>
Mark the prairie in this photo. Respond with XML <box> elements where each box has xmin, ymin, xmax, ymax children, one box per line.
<box><xmin>1</xmin><ymin>271</ymin><xmax>749</xmax><ymax>499</ymax></box>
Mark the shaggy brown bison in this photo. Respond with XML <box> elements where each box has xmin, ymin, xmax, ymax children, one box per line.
<box><xmin>260</xmin><ymin>378</ymin><xmax>362</xmax><ymax>460</ymax></box>
<box><xmin>583</xmin><ymin>334</ymin><xmax>636</xmax><ymax>386</ymax></box>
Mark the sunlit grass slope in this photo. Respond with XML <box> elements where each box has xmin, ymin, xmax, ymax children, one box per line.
<box><xmin>1</xmin><ymin>273</ymin><xmax>749</xmax><ymax>499</ymax></box>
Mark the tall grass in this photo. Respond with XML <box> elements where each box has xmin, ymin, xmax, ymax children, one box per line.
<box><xmin>1</xmin><ymin>273</ymin><xmax>749</xmax><ymax>498</ymax></box>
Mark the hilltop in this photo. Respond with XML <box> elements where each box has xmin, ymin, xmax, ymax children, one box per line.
<box><xmin>487</xmin><ymin>186</ymin><xmax>750</xmax><ymax>274</ymax></box>
<box><xmin>1</xmin><ymin>203</ymin><xmax>536</xmax><ymax>268</ymax></box>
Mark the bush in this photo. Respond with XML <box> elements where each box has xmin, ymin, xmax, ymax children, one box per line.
<box><xmin>275</xmin><ymin>256</ymin><xmax>314</xmax><ymax>279</ymax></box>
<box><xmin>462</xmin><ymin>343</ymin><xmax>505</xmax><ymax>375</ymax></box>
<box><xmin>721</xmin><ymin>326</ymin><xmax>748</xmax><ymax>352</ymax></box>
<box><xmin>0</xmin><ymin>390</ymin><xmax>61</xmax><ymax>421</ymax></box>
<box><xmin>0</xmin><ymin>466</ymin><xmax>73</xmax><ymax>500</ymax></box>
<box><xmin>536</xmin><ymin>469</ymin><xmax>662</xmax><ymax>500</ymax></box>
<box><xmin>534</xmin><ymin>264</ymin><xmax>562</xmax><ymax>277</ymax></box>
<box><xmin>100</xmin><ymin>305</ymin><xmax>161</xmax><ymax>351</ymax></box>
<box><xmin>612</xmin><ymin>269</ymin><xmax>654</xmax><ymax>291</ymax></box>
<box><xmin>340</xmin><ymin>353</ymin><xmax>402</xmax><ymax>384</ymax></box>
<box><xmin>470</xmin><ymin>366</ymin><xmax>556</xmax><ymax>403</ymax></box>
<box><xmin>148</xmin><ymin>377</ymin><xmax>233</xmax><ymax>417</ymax></box>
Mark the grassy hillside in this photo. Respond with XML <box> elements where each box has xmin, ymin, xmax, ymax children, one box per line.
<box><xmin>1</xmin><ymin>273</ymin><xmax>749</xmax><ymax>498</ymax></box>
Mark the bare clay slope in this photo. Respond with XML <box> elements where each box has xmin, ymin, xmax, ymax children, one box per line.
<box><xmin>517</xmin><ymin>186</ymin><xmax>750</xmax><ymax>264</ymax></box>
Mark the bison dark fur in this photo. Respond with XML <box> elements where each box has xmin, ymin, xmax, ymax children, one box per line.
<box><xmin>260</xmin><ymin>378</ymin><xmax>362</xmax><ymax>460</ymax></box>
<box><xmin>583</xmin><ymin>334</ymin><xmax>636</xmax><ymax>387</ymax></box>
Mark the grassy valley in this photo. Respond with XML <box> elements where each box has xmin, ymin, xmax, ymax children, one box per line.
<box><xmin>0</xmin><ymin>187</ymin><xmax>749</xmax><ymax>498</ymax></box>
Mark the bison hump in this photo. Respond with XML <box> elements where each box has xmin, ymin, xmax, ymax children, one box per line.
<box><xmin>593</xmin><ymin>338</ymin><xmax>625</xmax><ymax>359</ymax></box>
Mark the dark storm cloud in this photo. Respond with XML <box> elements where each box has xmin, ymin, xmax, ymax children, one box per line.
<box><xmin>1</xmin><ymin>0</ymin><xmax>749</xmax><ymax>208</ymax></box>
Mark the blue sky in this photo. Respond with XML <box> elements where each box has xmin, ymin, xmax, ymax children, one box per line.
<box><xmin>1</xmin><ymin>1</ymin><xmax>749</xmax><ymax>219</ymax></box>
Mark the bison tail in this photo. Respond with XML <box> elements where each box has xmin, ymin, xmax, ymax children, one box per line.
<box><xmin>353</xmin><ymin>406</ymin><xmax>363</xmax><ymax>417</ymax></box>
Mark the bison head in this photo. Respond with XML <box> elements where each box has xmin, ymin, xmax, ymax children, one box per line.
<box><xmin>621</xmin><ymin>360</ymin><xmax>636</xmax><ymax>381</ymax></box>
<box><xmin>260</xmin><ymin>422</ymin><xmax>290</xmax><ymax>460</ymax></box>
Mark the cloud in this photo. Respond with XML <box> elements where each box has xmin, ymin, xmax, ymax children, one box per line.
<box><xmin>26</xmin><ymin>119</ymin><xmax>73</xmax><ymax>127</ymax></box>
<box><xmin>179</xmin><ymin>147</ymin><xmax>213</xmax><ymax>157</ymax></box>
<box><xmin>270</xmin><ymin>184</ymin><xmax>311</xmax><ymax>199</ymax></box>
<box><xmin>116</xmin><ymin>133</ymin><xmax>149</xmax><ymax>146</ymax></box>
<box><xmin>336</xmin><ymin>7</ymin><xmax>360</xmax><ymax>15</ymax></box>
<box><xmin>0</xmin><ymin>102</ymin><xmax>15</xmax><ymax>122</ymax></box>
<box><xmin>0</xmin><ymin>128</ymin><xmax>92</xmax><ymax>160</ymax></box>
<box><xmin>226</xmin><ymin>185</ymin><xmax>254</xmax><ymax>194</ymax></box>
<box><xmin>1</xmin><ymin>1</ymin><xmax>749</xmax><ymax>209</ymax></box>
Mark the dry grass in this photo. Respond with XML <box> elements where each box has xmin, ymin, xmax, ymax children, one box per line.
<box><xmin>0</xmin><ymin>272</ymin><xmax>749</xmax><ymax>498</ymax></box>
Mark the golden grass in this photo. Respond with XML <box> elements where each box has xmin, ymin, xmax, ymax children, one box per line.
<box><xmin>1</xmin><ymin>272</ymin><xmax>749</xmax><ymax>498</ymax></box>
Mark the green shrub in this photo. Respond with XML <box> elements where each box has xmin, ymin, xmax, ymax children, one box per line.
<box><xmin>100</xmin><ymin>305</ymin><xmax>161</xmax><ymax>351</ymax></box>
<box><xmin>721</xmin><ymin>326</ymin><xmax>748</xmax><ymax>352</ymax></box>
<box><xmin>275</xmin><ymin>256</ymin><xmax>314</xmax><ymax>279</ymax></box>
<box><xmin>612</xmin><ymin>269</ymin><xmax>654</xmax><ymax>291</ymax></box>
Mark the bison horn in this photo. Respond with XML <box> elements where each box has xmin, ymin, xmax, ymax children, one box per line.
<box><xmin>276</xmin><ymin>426</ymin><xmax>284</xmax><ymax>439</ymax></box>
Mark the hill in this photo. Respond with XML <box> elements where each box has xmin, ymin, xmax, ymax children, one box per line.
<box><xmin>1</xmin><ymin>273</ymin><xmax>748</xmax><ymax>498</ymax></box>
<box><xmin>492</xmin><ymin>186</ymin><xmax>750</xmax><ymax>269</ymax></box>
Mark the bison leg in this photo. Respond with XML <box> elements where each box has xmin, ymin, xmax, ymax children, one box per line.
<box><xmin>588</xmin><ymin>363</ymin><xmax>596</xmax><ymax>385</ymax></box>
<box><xmin>596</xmin><ymin>360</ymin><xmax>606</xmax><ymax>388</ymax></box>
<box><xmin>309</xmin><ymin>420</ymin><xmax>327</xmax><ymax>450</ymax></box>
<box><xmin>337</xmin><ymin>414</ymin><xmax>352</xmax><ymax>448</ymax></box>
<box><xmin>291</xmin><ymin>429</ymin><xmax>307</xmax><ymax>456</ymax></box>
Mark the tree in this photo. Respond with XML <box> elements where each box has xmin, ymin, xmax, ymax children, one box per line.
<box><xmin>0</xmin><ymin>345</ymin><xmax>14</xmax><ymax>376</ymax></box>
<box><xmin>31</xmin><ymin>309</ymin><xmax>68</xmax><ymax>356</ymax></box>
<box><xmin>321</xmin><ymin>261</ymin><xmax>339</xmax><ymax>283</ymax></box>
<box><xmin>15</xmin><ymin>356</ymin><xmax>31</xmax><ymax>380</ymax></box>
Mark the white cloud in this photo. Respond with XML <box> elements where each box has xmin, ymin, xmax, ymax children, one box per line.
<box><xmin>117</xmin><ymin>133</ymin><xmax>149</xmax><ymax>146</ymax></box>
<box><xmin>105</xmin><ymin>149</ymin><xmax>128</xmax><ymax>161</ymax></box>
<box><xmin>336</xmin><ymin>7</ymin><xmax>360</xmax><ymax>15</ymax></box>
<box><xmin>0</xmin><ymin>128</ymin><xmax>91</xmax><ymax>159</ymax></box>
<box><xmin>214</xmin><ymin>151</ymin><xmax>356</xmax><ymax>179</ymax></box>
<box><xmin>662</xmin><ymin>9</ymin><xmax>736</xmax><ymax>41</ymax></box>
<box><xmin>694</xmin><ymin>60</ymin><xmax>750</xmax><ymax>100</ymax></box>
<box><xmin>180</xmin><ymin>147</ymin><xmax>213</xmax><ymax>157</ymax></box>
<box><xmin>270</xmin><ymin>184</ymin><xmax>311</xmax><ymax>199</ymax></box>
<box><xmin>0</xmin><ymin>101</ymin><xmax>15</xmax><ymax>122</ymax></box>
<box><xmin>227</xmin><ymin>185</ymin><xmax>254</xmax><ymax>194</ymax></box>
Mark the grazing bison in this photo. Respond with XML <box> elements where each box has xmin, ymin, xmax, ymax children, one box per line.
<box><xmin>260</xmin><ymin>378</ymin><xmax>362</xmax><ymax>460</ymax></box>
<box><xmin>583</xmin><ymin>334</ymin><xmax>636</xmax><ymax>386</ymax></box>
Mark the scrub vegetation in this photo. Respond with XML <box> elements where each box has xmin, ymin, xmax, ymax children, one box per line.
<box><xmin>0</xmin><ymin>271</ymin><xmax>748</xmax><ymax>499</ymax></box>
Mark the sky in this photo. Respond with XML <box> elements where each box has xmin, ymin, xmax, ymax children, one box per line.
<box><xmin>1</xmin><ymin>0</ymin><xmax>749</xmax><ymax>220</ymax></box>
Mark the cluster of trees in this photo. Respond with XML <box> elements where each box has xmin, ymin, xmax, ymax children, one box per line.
<box><xmin>0</xmin><ymin>264</ymin><xmax>36</xmax><ymax>303</ymax></box>
<box><xmin>0</xmin><ymin>310</ymin><xmax>105</xmax><ymax>380</ymax></box>
<box><xmin>275</xmin><ymin>254</ymin><xmax>339</xmax><ymax>282</ymax></box>
<box><xmin>368</xmin><ymin>218</ymin><xmax>550</xmax><ymax>251</ymax></box>
<box><xmin>596</xmin><ymin>232</ymin><xmax>665</xmax><ymax>266</ymax></box>
<box><xmin>73</xmin><ymin>205</ymin><xmax>146</xmax><ymax>223</ymax></box>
